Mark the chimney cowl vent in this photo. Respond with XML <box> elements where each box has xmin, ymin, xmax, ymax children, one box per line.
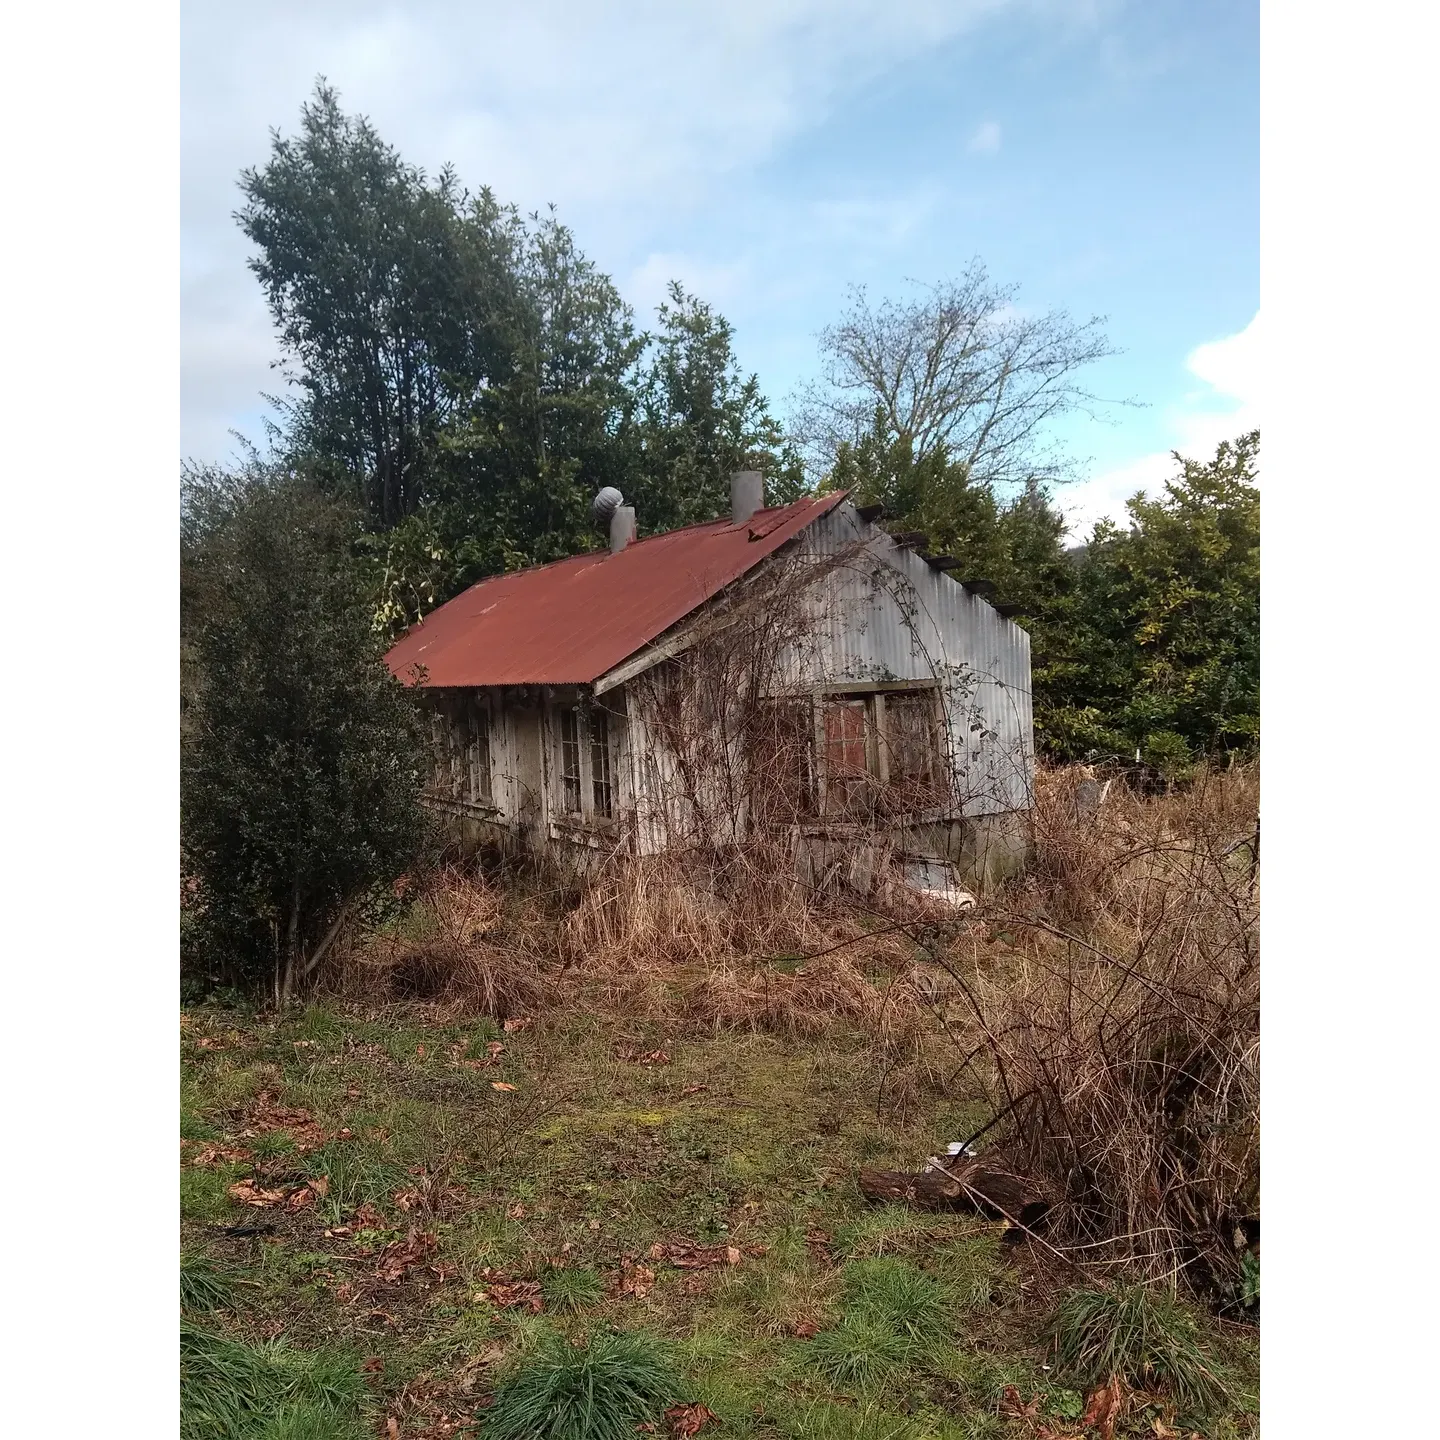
<box><xmin>730</xmin><ymin>470</ymin><xmax>764</xmax><ymax>526</ymax></box>
<box><xmin>592</xmin><ymin>486</ymin><xmax>624</xmax><ymax>527</ymax></box>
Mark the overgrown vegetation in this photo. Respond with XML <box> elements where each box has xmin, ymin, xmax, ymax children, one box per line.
<box><xmin>180</xmin><ymin>766</ymin><xmax>1258</xmax><ymax>1439</ymax></box>
<box><xmin>181</xmin><ymin>74</ymin><xmax>1260</xmax><ymax>1440</ymax></box>
<box><xmin>1049</xmin><ymin>1284</ymin><xmax>1229</xmax><ymax>1416</ymax></box>
<box><xmin>180</xmin><ymin>467</ymin><xmax>429</xmax><ymax>1001</ymax></box>
<box><xmin>180</xmin><ymin>1321</ymin><xmax>368</xmax><ymax>1440</ymax></box>
<box><xmin>952</xmin><ymin>766</ymin><xmax>1260</xmax><ymax>1296</ymax></box>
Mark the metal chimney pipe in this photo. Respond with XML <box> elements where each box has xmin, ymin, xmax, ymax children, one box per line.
<box><xmin>609</xmin><ymin>504</ymin><xmax>636</xmax><ymax>553</ymax></box>
<box><xmin>730</xmin><ymin>470</ymin><xmax>764</xmax><ymax>526</ymax></box>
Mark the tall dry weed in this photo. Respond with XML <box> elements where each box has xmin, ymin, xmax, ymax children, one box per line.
<box><xmin>939</xmin><ymin>764</ymin><xmax>1259</xmax><ymax>1296</ymax></box>
<box><xmin>330</xmin><ymin>866</ymin><xmax>552</xmax><ymax>1019</ymax></box>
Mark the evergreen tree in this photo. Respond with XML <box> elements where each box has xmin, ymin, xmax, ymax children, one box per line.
<box><xmin>1037</xmin><ymin>432</ymin><xmax>1260</xmax><ymax>773</ymax></box>
<box><xmin>181</xmin><ymin>464</ymin><xmax>428</xmax><ymax>1000</ymax></box>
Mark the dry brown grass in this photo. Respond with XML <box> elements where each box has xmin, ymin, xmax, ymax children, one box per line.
<box><xmin>937</xmin><ymin>763</ymin><xmax>1260</xmax><ymax>1297</ymax></box>
<box><xmin>318</xmin><ymin>765</ymin><xmax>1259</xmax><ymax>1298</ymax></box>
<box><xmin>329</xmin><ymin>867</ymin><xmax>553</xmax><ymax>1020</ymax></box>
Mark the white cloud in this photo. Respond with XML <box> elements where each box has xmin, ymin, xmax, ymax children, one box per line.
<box><xmin>1058</xmin><ymin>311</ymin><xmax>1259</xmax><ymax>539</ymax></box>
<box><xmin>967</xmin><ymin>120</ymin><xmax>1002</xmax><ymax>154</ymax></box>
<box><xmin>626</xmin><ymin>252</ymin><xmax>752</xmax><ymax>321</ymax></box>
<box><xmin>182</xmin><ymin>0</ymin><xmax>1064</xmax><ymax>462</ymax></box>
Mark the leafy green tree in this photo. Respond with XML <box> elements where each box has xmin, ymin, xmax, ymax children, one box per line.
<box><xmin>1037</xmin><ymin>432</ymin><xmax>1260</xmax><ymax>772</ymax></box>
<box><xmin>238</xmin><ymin>82</ymin><xmax>520</xmax><ymax>527</ymax></box>
<box><xmin>237</xmin><ymin>87</ymin><xmax>811</xmax><ymax>635</ymax></box>
<box><xmin>430</xmin><ymin>209</ymin><xmax>647</xmax><ymax>575</ymax></box>
<box><xmin>630</xmin><ymin>282</ymin><xmax>806</xmax><ymax>530</ymax></box>
<box><xmin>181</xmin><ymin>464</ymin><xmax>429</xmax><ymax>1001</ymax></box>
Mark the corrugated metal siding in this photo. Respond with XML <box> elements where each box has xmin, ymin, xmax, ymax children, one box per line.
<box><xmin>791</xmin><ymin>504</ymin><xmax>1034</xmax><ymax>816</ymax></box>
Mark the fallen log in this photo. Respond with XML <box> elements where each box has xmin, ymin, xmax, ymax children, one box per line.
<box><xmin>857</xmin><ymin>1157</ymin><xmax>1051</xmax><ymax>1230</ymax></box>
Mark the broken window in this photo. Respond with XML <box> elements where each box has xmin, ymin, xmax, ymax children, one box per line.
<box><xmin>590</xmin><ymin>708</ymin><xmax>614</xmax><ymax>819</ymax></box>
<box><xmin>426</xmin><ymin>695</ymin><xmax>495</xmax><ymax>808</ymax></box>
<box><xmin>554</xmin><ymin>701</ymin><xmax>622</xmax><ymax>824</ymax></box>
<box><xmin>467</xmin><ymin>703</ymin><xmax>493</xmax><ymax>806</ymax></box>
<box><xmin>822</xmin><ymin>697</ymin><xmax>872</xmax><ymax>818</ymax></box>
<box><xmin>880</xmin><ymin>689</ymin><xmax>947</xmax><ymax>809</ymax></box>
<box><xmin>427</xmin><ymin>710</ymin><xmax>451</xmax><ymax>798</ymax></box>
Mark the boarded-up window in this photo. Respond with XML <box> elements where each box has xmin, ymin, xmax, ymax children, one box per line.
<box><xmin>882</xmin><ymin>690</ymin><xmax>945</xmax><ymax>807</ymax></box>
<box><xmin>559</xmin><ymin>708</ymin><xmax>583</xmax><ymax>815</ymax></box>
<box><xmin>591</xmin><ymin>709</ymin><xmax>613</xmax><ymax>819</ymax></box>
<box><xmin>823</xmin><ymin>698</ymin><xmax>871</xmax><ymax>818</ymax></box>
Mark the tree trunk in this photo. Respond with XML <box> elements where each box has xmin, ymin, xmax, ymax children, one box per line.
<box><xmin>279</xmin><ymin>880</ymin><xmax>301</xmax><ymax>1007</ymax></box>
<box><xmin>858</xmin><ymin>1157</ymin><xmax>1050</xmax><ymax>1230</ymax></box>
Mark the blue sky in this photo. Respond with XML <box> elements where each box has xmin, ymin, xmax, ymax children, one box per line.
<box><xmin>182</xmin><ymin>0</ymin><xmax>1257</xmax><ymax>537</ymax></box>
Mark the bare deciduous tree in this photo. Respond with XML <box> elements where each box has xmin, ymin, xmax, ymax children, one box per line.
<box><xmin>792</xmin><ymin>261</ymin><xmax>1121</xmax><ymax>486</ymax></box>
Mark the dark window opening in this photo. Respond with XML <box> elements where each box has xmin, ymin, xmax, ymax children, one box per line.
<box><xmin>752</xmin><ymin>698</ymin><xmax>816</xmax><ymax>826</ymax></box>
<box><xmin>468</xmin><ymin>704</ymin><xmax>493</xmax><ymax>806</ymax></box>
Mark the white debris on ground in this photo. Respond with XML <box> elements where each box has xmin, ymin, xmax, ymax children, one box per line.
<box><xmin>923</xmin><ymin>1141</ymin><xmax>977</xmax><ymax>1173</ymax></box>
<box><xmin>901</xmin><ymin>856</ymin><xmax>977</xmax><ymax>912</ymax></box>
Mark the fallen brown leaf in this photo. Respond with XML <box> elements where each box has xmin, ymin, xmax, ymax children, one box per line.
<box><xmin>386</xmin><ymin>1418</ymin><xmax>399</xmax><ymax>1439</ymax></box>
<box><xmin>999</xmin><ymin>1385</ymin><xmax>1041</xmax><ymax>1419</ymax></box>
<box><xmin>665</xmin><ymin>1401</ymin><xmax>718</xmax><ymax>1436</ymax></box>
<box><xmin>679</xmin><ymin>1084</ymin><xmax>708</xmax><ymax>1096</ymax></box>
<box><xmin>190</xmin><ymin>1144</ymin><xmax>254</xmax><ymax>1168</ymax></box>
<box><xmin>507</xmin><ymin>1203</ymin><xmax>528</xmax><ymax>1220</ymax></box>
<box><xmin>227</xmin><ymin>1179</ymin><xmax>289</xmax><ymax>1208</ymax></box>
<box><xmin>793</xmin><ymin>1320</ymin><xmax>819</xmax><ymax>1339</ymax></box>
<box><xmin>1081</xmin><ymin>1376</ymin><xmax>1127</xmax><ymax>1440</ymax></box>
<box><xmin>502</xmin><ymin>1017</ymin><xmax>532</xmax><ymax>1033</ymax></box>
<box><xmin>486</xmin><ymin>1041</ymin><xmax>505</xmax><ymax>1057</ymax></box>
<box><xmin>620</xmin><ymin>1262</ymin><xmax>656</xmax><ymax>1299</ymax></box>
<box><xmin>491</xmin><ymin>1082</ymin><xmax>517</xmax><ymax>1092</ymax></box>
<box><xmin>455</xmin><ymin>1342</ymin><xmax>509</xmax><ymax>1393</ymax></box>
<box><xmin>373</xmin><ymin>1230</ymin><xmax>439</xmax><ymax>1284</ymax></box>
<box><xmin>363</xmin><ymin>1356</ymin><xmax>384</xmax><ymax>1374</ymax></box>
<box><xmin>394</xmin><ymin>1187</ymin><xmax>424</xmax><ymax>1211</ymax></box>
<box><xmin>488</xmin><ymin>1280</ymin><xmax>542</xmax><ymax>1312</ymax></box>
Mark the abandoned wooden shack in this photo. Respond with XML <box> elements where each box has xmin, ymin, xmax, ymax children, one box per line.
<box><xmin>384</xmin><ymin>473</ymin><xmax>1035</xmax><ymax>889</ymax></box>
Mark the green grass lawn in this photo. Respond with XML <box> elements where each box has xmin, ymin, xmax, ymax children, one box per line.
<box><xmin>180</xmin><ymin>1001</ymin><xmax>1257</xmax><ymax>1440</ymax></box>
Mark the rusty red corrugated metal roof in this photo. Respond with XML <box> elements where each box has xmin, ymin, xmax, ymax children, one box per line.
<box><xmin>384</xmin><ymin>491</ymin><xmax>848</xmax><ymax>688</ymax></box>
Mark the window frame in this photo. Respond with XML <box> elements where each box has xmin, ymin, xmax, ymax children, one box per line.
<box><xmin>812</xmin><ymin>682</ymin><xmax>949</xmax><ymax>821</ymax></box>
<box><xmin>423</xmin><ymin>691</ymin><xmax>498</xmax><ymax>814</ymax></box>
<box><xmin>551</xmin><ymin>697</ymin><xmax>623</xmax><ymax>832</ymax></box>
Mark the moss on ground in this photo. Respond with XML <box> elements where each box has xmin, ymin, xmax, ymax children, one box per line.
<box><xmin>180</xmin><ymin>1002</ymin><xmax>1258</xmax><ymax>1439</ymax></box>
